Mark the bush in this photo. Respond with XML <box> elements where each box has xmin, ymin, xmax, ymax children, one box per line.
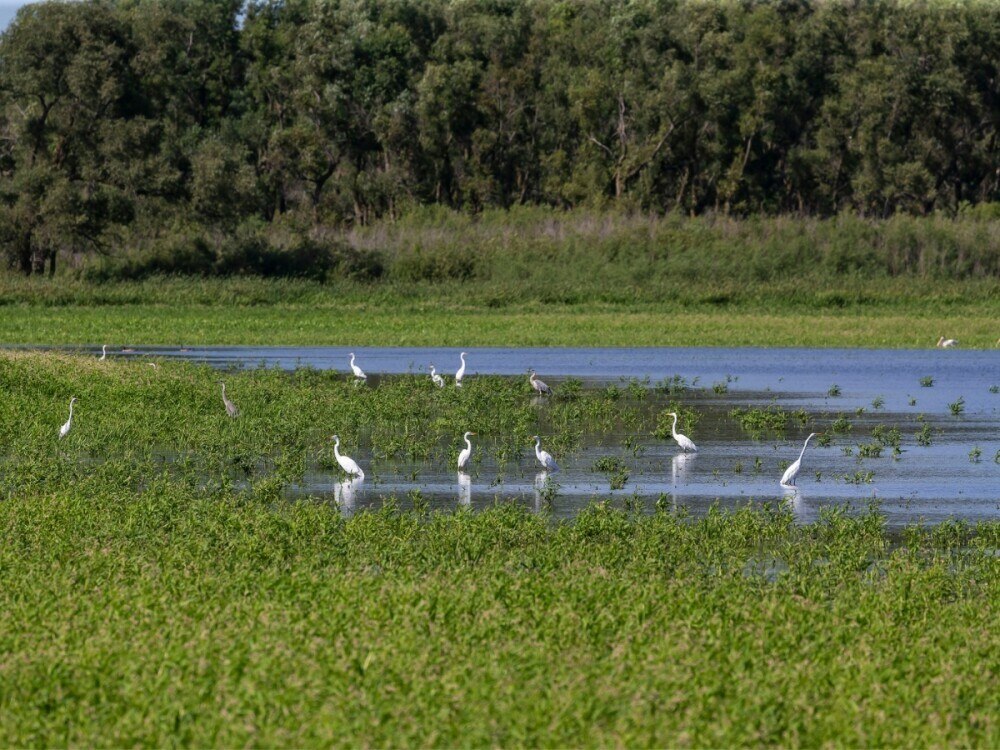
<box><xmin>86</xmin><ymin>225</ymin><xmax>385</xmax><ymax>283</ymax></box>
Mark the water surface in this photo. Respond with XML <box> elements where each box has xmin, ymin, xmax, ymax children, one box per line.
<box><xmin>87</xmin><ymin>344</ymin><xmax>996</xmax><ymax>529</ymax></box>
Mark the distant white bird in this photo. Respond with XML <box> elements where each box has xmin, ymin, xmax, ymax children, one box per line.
<box><xmin>781</xmin><ymin>432</ymin><xmax>821</xmax><ymax>488</ymax></box>
<box><xmin>59</xmin><ymin>397</ymin><xmax>77</xmax><ymax>439</ymax></box>
<box><xmin>665</xmin><ymin>412</ymin><xmax>698</xmax><ymax>452</ymax></box>
<box><xmin>219</xmin><ymin>381</ymin><xmax>240</xmax><ymax>417</ymax></box>
<box><xmin>529</xmin><ymin>370</ymin><xmax>552</xmax><ymax>395</ymax></box>
<box><xmin>532</xmin><ymin>435</ymin><xmax>560</xmax><ymax>472</ymax></box>
<box><xmin>99</xmin><ymin>344</ymin><xmax>107</xmax><ymax>361</ymax></box>
<box><xmin>430</xmin><ymin>364</ymin><xmax>445</xmax><ymax>388</ymax></box>
<box><xmin>332</xmin><ymin>435</ymin><xmax>365</xmax><ymax>479</ymax></box>
<box><xmin>349</xmin><ymin>352</ymin><xmax>367</xmax><ymax>380</ymax></box>
<box><xmin>455</xmin><ymin>352</ymin><xmax>467</xmax><ymax>387</ymax></box>
<box><xmin>457</xmin><ymin>431</ymin><xmax>476</xmax><ymax>470</ymax></box>
<box><xmin>936</xmin><ymin>336</ymin><xmax>958</xmax><ymax>348</ymax></box>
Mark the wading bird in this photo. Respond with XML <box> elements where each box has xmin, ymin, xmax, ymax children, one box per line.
<box><xmin>457</xmin><ymin>431</ymin><xmax>476</xmax><ymax>470</ymax></box>
<box><xmin>532</xmin><ymin>435</ymin><xmax>560</xmax><ymax>472</ymax></box>
<box><xmin>332</xmin><ymin>435</ymin><xmax>365</xmax><ymax>479</ymax></box>
<box><xmin>780</xmin><ymin>433</ymin><xmax>821</xmax><ymax>488</ymax></box>
<box><xmin>936</xmin><ymin>336</ymin><xmax>958</xmax><ymax>348</ymax></box>
<box><xmin>665</xmin><ymin>412</ymin><xmax>698</xmax><ymax>452</ymax></box>
<box><xmin>219</xmin><ymin>382</ymin><xmax>240</xmax><ymax>417</ymax></box>
<box><xmin>349</xmin><ymin>352</ymin><xmax>367</xmax><ymax>380</ymax></box>
<box><xmin>529</xmin><ymin>370</ymin><xmax>552</xmax><ymax>396</ymax></box>
<box><xmin>59</xmin><ymin>397</ymin><xmax>77</xmax><ymax>439</ymax></box>
<box><xmin>99</xmin><ymin>344</ymin><xmax>107</xmax><ymax>361</ymax></box>
<box><xmin>455</xmin><ymin>352</ymin><xmax>467</xmax><ymax>387</ymax></box>
<box><xmin>430</xmin><ymin>364</ymin><xmax>445</xmax><ymax>388</ymax></box>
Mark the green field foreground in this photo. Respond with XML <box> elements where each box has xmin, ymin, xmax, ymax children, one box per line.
<box><xmin>1</xmin><ymin>494</ymin><xmax>997</xmax><ymax>747</ymax></box>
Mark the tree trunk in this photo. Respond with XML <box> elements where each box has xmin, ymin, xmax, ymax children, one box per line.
<box><xmin>17</xmin><ymin>232</ymin><xmax>32</xmax><ymax>276</ymax></box>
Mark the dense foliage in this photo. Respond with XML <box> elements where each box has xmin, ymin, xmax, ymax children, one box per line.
<box><xmin>1</xmin><ymin>0</ymin><xmax>999</xmax><ymax>275</ymax></box>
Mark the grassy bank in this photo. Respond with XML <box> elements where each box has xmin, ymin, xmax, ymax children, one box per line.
<box><xmin>0</xmin><ymin>275</ymin><xmax>997</xmax><ymax>348</ymax></box>
<box><xmin>3</xmin><ymin>210</ymin><xmax>999</xmax><ymax>348</ymax></box>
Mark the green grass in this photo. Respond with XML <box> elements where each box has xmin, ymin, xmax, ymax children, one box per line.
<box><xmin>1</xmin><ymin>491</ymin><xmax>997</xmax><ymax>746</ymax></box>
<box><xmin>1</xmin><ymin>352</ymin><xmax>997</xmax><ymax>746</ymax></box>
<box><xmin>4</xmin><ymin>206</ymin><xmax>1000</xmax><ymax>348</ymax></box>
<box><xmin>0</xmin><ymin>275</ymin><xmax>997</xmax><ymax>347</ymax></box>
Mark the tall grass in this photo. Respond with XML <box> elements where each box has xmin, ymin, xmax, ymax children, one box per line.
<box><xmin>40</xmin><ymin>208</ymin><xmax>1000</xmax><ymax>289</ymax></box>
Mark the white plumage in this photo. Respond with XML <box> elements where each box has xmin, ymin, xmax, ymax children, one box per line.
<box><xmin>430</xmin><ymin>364</ymin><xmax>445</xmax><ymax>388</ymax></box>
<box><xmin>349</xmin><ymin>352</ymin><xmax>367</xmax><ymax>379</ymax></box>
<box><xmin>532</xmin><ymin>435</ymin><xmax>560</xmax><ymax>472</ymax></box>
<box><xmin>457</xmin><ymin>431</ymin><xmax>476</xmax><ymax>470</ymax></box>
<box><xmin>780</xmin><ymin>433</ymin><xmax>820</xmax><ymax>487</ymax></box>
<box><xmin>59</xmin><ymin>397</ymin><xmax>77</xmax><ymax>439</ymax></box>
<box><xmin>455</xmin><ymin>352</ymin><xmax>467</xmax><ymax>387</ymax></box>
<box><xmin>332</xmin><ymin>435</ymin><xmax>365</xmax><ymax>479</ymax></box>
<box><xmin>99</xmin><ymin>344</ymin><xmax>107</xmax><ymax>361</ymax></box>
<box><xmin>665</xmin><ymin>412</ymin><xmax>697</xmax><ymax>452</ymax></box>
<box><xmin>936</xmin><ymin>336</ymin><xmax>958</xmax><ymax>348</ymax></box>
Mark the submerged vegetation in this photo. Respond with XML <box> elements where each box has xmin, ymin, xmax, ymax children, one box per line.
<box><xmin>0</xmin><ymin>352</ymin><xmax>996</xmax><ymax>745</ymax></box>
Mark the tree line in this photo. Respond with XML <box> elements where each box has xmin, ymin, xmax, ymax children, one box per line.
<box><xmin>1</xmin><ymin>0</ymin><xmax>998</xmax><ymax>275</ymax></box>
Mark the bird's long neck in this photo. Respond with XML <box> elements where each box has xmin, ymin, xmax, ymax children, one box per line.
<box><xmin>350</xmin><ymin>354</ymin><xmax>356</xmax><ymax>366</ymax></box>
<box><xmin>534</xmin><ymin>438</ymin><xmax>542</xmax><ymax>459</ymax></box>
<box><xmin>333</xmin><ymin>439</ymin><xmax>341</xmax><ymax>460</ymax></box>
<box><xmin>797</xmin><ymin>435</ymin><xmax>814</xmax><ymax>462</ymax></box>
<box><xmin>465</xmin><ymin>435</ymin><xmax>472</xmax><ymax>451</ymax></box>
<box><xmin>671</xmin><ymin>413</ymin><xmax>679</xmax><ymax>438</ymax></box>
<box><xmin>68</xmin><ymin>402</ymin><xmax>74</xmax><ymax>420</ymax></box>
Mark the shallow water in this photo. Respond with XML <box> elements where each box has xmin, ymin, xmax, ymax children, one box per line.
<box><xmin>45</xmin><ymin>345</ymin><xmax>1000</xmax><ymax>527</ymax></box>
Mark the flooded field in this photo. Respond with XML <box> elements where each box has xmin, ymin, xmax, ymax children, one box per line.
<box><xmin>78</xmin><ymin>344</ymin><xmax>1000</xmax><ymax>530</ymax></box>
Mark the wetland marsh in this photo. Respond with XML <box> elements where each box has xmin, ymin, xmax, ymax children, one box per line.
<box><xmin>0</xmin><ymin>349</ymin><xmax>998</xmax><ymax>746</ymax></box>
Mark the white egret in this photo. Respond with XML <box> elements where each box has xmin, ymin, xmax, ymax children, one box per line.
<box><xmin>665</xmin><ymin>412</ymin><xmax>698</xmax><ymax>452</ymax></box>
<box><xmin>936</xmin><ymin>336</ymin><xmax>958</xmax><ymax>348</ymax></box>
<box><xmin>430</xmin><ymin>364</ymin><xmax>445</xmax><ymax>388</ymax></box>
<box><xmin>59</xmin><ymin>397</ymin><xmax>77</xmax><ymax>439</ymax></box>
<box><xmin>219</xmin><ymin>381</ymin><xmax>240</xmax><ymax>417</ymax></box>
<box><xmin>349</xmin><ymin>352</ymin><xmax>367</xmax><ymax>380</ymax></box>
<box><xmin>455</xmin><ymin>352</ymin><xmax>467</xmax><ymax>387</ymax></box>
<box><xmin>332</xmin><ymin>435</ymin><xmax>365</xmax><ymax>479</ymax></box>
<box><xmin>99</xmin><ymin>344</ymin><xmax>107</xmax><ymax>361</ymax></box>
<box><xmin>457</xmin><ymin>431</ymin><xmax>476</xmax><ymax>470</ymax></box>
<box><xmin>780</xmin><ymin>432</ymin><xmax>821</xmax><ymax>488</ymax></box>
<box><xmin>532</xmin><ymin>435</ymin><xmax>560</xmax><ymax>472</ymax></box>
<box><xmin>529</xmin><ymin>370</ymin><xmax>552</xmax><ymax>396</ymax></box>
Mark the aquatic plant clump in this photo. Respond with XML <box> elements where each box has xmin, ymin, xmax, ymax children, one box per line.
<box><xmin>0</xmin><ymin>493</ymin><xmax>997</xmax><ymax>747</ymax></box>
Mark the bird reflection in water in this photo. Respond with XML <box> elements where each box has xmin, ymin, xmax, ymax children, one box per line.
<box><xmin>335</xmin><ymin>477</ymin><xmax>363</xmax><ymax>517</ymax></box>
<box><xmin>457</xmin><ymin>472</ymin><xmax>471</xmax><ymax>506</ymax></box>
